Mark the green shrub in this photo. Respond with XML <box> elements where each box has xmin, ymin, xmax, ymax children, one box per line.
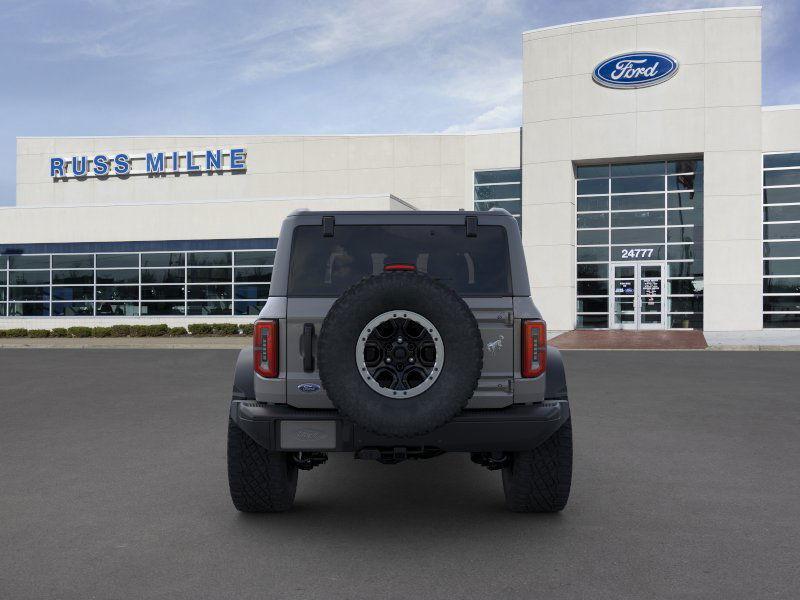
<box><xmin>212</xmin><ymin>323</ymin><xmax>239</xmax><ymax>336</ymax></box>
<box><xmin>129</xmin><ymin>325</ymin><xmax>148</xmax><ymax>337</ymax></box>
<box><xmin>28</xmin><ymin>329</ymin><xmax>51</xmax><ymax>338</ymax></box>
<box><xmin>92</xmin><ymin>327</ymin><xmax>113</xmax><ymax>338</ymax></box>
<box><xmin>67</xmin><ymin>326</ymin><xmax>92</xmax><ymax>338</ymax></box>
<box><xmin>109</xmin><ymin>324</ymin><xmax>132</xmax><ymax>337</ymax></box>
<box><xmin>239</xmin><ymin>323</ymin><xmax>254</xmax><ymax>336</ymax></box>
<box><xmin>50</xmin><ymin>328</ymin><xmax>69</xmax><ymax>338</ymax></box>
<box><xmin>5</xmin><ymin>328</ymin><xmax>29</xmax><ymax>338</ymax></box>
<box><xmin>146</xmin><ymin>324</ymin><xmax>169</xmax><ymax>337</ymax></box>
<box><xmin>168</xmin><ymin>326</ymin><xmax>188</xmax><ymax>336</ymax></box>
<box><xmin>188</xmin><ymin>323</ymin><xmax>214</xmax><ymax>336</ymax></box>
<box><xmin>0</xmin><ymin>330</ymin><xmax>6</xmax><ymax>338</ymax></box>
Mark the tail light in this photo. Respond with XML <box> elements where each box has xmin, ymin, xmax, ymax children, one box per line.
<box><xmin>521</xmin><ymin>320</ymin><xmax>546</xmax><ymax>378</ymax></box>
<box><xmin>254</xmin><ymin>320</ymin><xmax>278</xmax><ymax>378</ymax></box>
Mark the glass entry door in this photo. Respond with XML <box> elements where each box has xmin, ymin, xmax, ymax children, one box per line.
<box><xmin>610</xmin><ymin>262</ymin><xmax>666</xmax><ymax>330</ymax></box>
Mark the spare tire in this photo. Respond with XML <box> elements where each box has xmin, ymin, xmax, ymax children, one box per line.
<box><xmin>317</xmin><ymin>272</ymin><xmax>483</xmax><ymax>437</ymax></box>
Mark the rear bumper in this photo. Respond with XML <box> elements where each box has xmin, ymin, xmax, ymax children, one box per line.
<box><xmin>230</xmin><ymin>399</ymin><xmax>570</xmax><ymax>453</ymax></box>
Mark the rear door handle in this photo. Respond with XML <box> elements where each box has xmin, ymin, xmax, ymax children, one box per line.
<box><xmin>302</xmin><ymin>323</ymin><xmax>315</xmax><ymax>372</ymax></box>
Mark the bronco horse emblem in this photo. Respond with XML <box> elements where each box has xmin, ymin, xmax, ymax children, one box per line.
<box><xmin>487</xmin><ymin>335</ymin><xmax>504</xmax><ymax>354</ymax></box>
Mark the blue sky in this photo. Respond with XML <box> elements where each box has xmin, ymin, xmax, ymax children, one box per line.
<box><xmin>1</xmin><ymin>0</ymin><xmax>798</xmax><ymax>206</ymax></box>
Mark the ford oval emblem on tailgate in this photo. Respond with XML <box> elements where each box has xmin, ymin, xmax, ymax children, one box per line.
<box><xmin>297</xmin><ymin>383</ymin><xmax>321</xmax><ymax>393</ymax></box>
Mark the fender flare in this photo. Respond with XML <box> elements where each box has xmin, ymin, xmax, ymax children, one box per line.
<box><xmin>232</xmin><ymin>347</ymin><xmax>255</xmax><ymax>401</ymax></box>
<box><xmin>545</xmin><ymin>346</ymin><xmax>568</xmax><ymax>400</ymax></box>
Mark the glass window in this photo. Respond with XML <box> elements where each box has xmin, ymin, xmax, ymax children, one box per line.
<box><xmin>667</xmin><ymin>227</ymin><xmax>695</xmax><ymax>243</ymax></box>
<box><xmin>187</xmin><ymin>301</ymin><xmax>232</xmax><ymax>315</ymax></box>
<box><xmin>611</xmin><ymin>228</ymin><xmax>664</xmax><ymax>244</ymax></box>
<box><xmin>0</xmin><ymin>255</ymin><xmax>6</xmax><ymax>269</ymax></box>
<box><xmin>288</xmin><ymin>225</ymin><xmax>512</xmax><ymax>297</ymax></box>
<box><xmin>764</xmin><ymin>205</ymin><xmax>800</xmax><ymax>222</ymax></box>
<box><xmin>96</xmin><ymin>286</ymin><xmax>139</xmax><ymax>301</ymax></box>
<box><xmin>187</xmin><ymin>285</ymin><xmax>232</xmax><ymax>300</ymax></box>
<box><xmin>8</xmin><ymin>302</ymin><xmax>49</xmax><ymax>316</ymax></box>
<box><xmin>763</xmin><ymin>241</ymin><xmax>800</xmax><ymax>258</ymax></box>
<box><xmin>0</xmin><ymin>304</ymin><xmax>5</xmax><ymax>316</ymax></box>
<box><xmin>667</xmin><ymin>245</ymin><xmax>694</xmax><ymax>261</ymax></box>
<box><xmin>10</xmin><ymin>287</ymin><xmax>49</xmax><ymax>301</ymax></box>
<box><xmin>764</xmin><ymin>223</ymin><xmax>800</xmax><ymax>240</ymax></box>
<box><xmin>763</xmin><ymin>296</ymin><xmax>800</xmax><ymax>312</ymax></box>
<box><xmin>141</xmin><ymin>268</ymin><xmax>185</xmax><ymax>284</ymax></box>
<box><xmin>9</xmin><ymin>270</ymin><xmax>50</xmax><ymax>285</ymax></box>
<box><xmin>234</xmin><ymin>251</ymin><xmax>275</xmax><ymax>266</ymax></box>
<box><xmin>670</xmin><ymin>314</ymin><xmax>703</xmax><ymax>329</ymax></box>
<box><xmin>52</xmin><ymin>270</ymin><xmax>93</xmax><ymax>284</ymax></box>
<box><xmin>234</xmin><ymin>284</ymin><xmax>270</xmax><ymax>299</ymax></box>
<box><xmin>52</xmin><ymin>254</ymin><xmax>93</xmax><ymax>269</ymax></box>
<box><xmin>764</xmin><ymin>153</ymin><xmax>800</xmax><ymax>168</ymax></box>
<box><xmin>576</xmin><ymin>179</ymin><xmax>607</xmax><ymax>195</ymax></box>
<box><xmin>668</xmin><ymin>191</ymin><xmax>702</xmax><ymax>209</ymax></box>
<box><xmin>668</xmin><ymin>280</ymin><xmax>701</xmax><ymax>295</ymax></box>
<box><xmin>577</xmin><ymin>264</ymin><xmax>608</xmax><ymax>279</ymax></box>
<box><xmin>764</xmin><ymin>170</ymin><xmax>800</xmax><ymax>187</ymax></box>
<box><xmin>667</xmin><ymin>160</ymin><xmax>702</xmax><ymax>174</ymax></box>
<box><xmin>187</xmin><ymin>268</ymin><xmax>231</xmax><ymax>283</ymax></box>
<box><xmin>234</xmin><ymin>266</ymin><xmax>272</xmax><ymax>282</ymax></box>
<box><xmin>577</xmin><ymin>197</ymin><xmax>608</xmax><ymax>212</ymax></box>
<box><xmin>611</xmin><ymin>176</ymin><xmax>663</xmax><ymax>194</ymax></box>
<box><xmin>577</xmin><ymin>246</ymin><xmax>609</xmax><ymax>262</ymax></box>
<box><xmin>141</xmin><ymin>253</ymin><xmax>185</xmax><ymax>268</ymax></box>
<box><xmin>474</xmin><ymin>183</ymin><xmax>521</xmax><ymax>200</ymax></box>
<box><xmin>235</xmin><ymin>300</ymin><xmax>265</xmax><ymax>315</ymax></box>
<box><xmin>141</xmin><ymin>285</ymin><xmax>185</xmax><ymax>300</ymax></box>
<box><xmin>764</xmin><ymin>259</ymin><xmax>800</xmax><ymax>276</ymax></box>
<box><xmin>576</xmin><ymin>314</ymin><xmax>608</xmax><ymax>328</ymax></box>
<box><xmin>667</xmin><ymin>209</ymin><xmax>697</xmax><ymax>226</ymax></box>
<box><xmin>577</xmin><ymin>281</ymin><xmax>608</xmax><ymax>295</ymax></box>
<box><xmin>9</xmin><ymin>255</ymin><xmax>49</xmax><ymax>269</ymax></box>
<box><xmin>669</xmin><ymin>297</ymin><xmax>702</xmax><ymax>312</ymax></box>
<box><xmin>188</xmin><ymin>251</ymin><xmax>232</xmax><ymax>266</ymax></box>
<box><xmin>763</xmin><ymin>277</ymin><xmax>800</xmax><ymax>294</ymax></box>
<box><xmin>575</xmin><ymin>165</ymin><xmax>608</xmax><ymax>179</ymax></box>
<box><xmin>763</xmin><ymin>187</ymin><xmax>800</xmax><ymax>204</ymax></box>
<box><xmin>0</xmin><ymin>272</ymin><xmax>5</xmax><ymax>286</ymax></box>
<box><xmin>576</xmin><ymin>298</ymin><xmax>608</xmax><ymax>312</ymax></box>
<box><xmin>611</xmin><ymin>210</ymin><xmax>664</xmax><ymax>228</ymax></box>
<box><xmin>764</xmin><ymin>314</ymin><xmax>800</xmax><ymax>327</ymax></box>
<box><xmin>52</xmin><ymin>286</ymin><xmax>94</xmax><ymax>301</ymax></box>
<box><xmin>52</xmin><ymin>302</ymin><xmax>94</xmax><ymax>316</ymax></box>
<box><xmin>96</xmin><ymin>254</ymin><xmax>138</xmax><ymax>268</ymax></box>
<box><xmin>140</xmin><ymin>302</ymin><xmax>185</xmax><ymax>316</ymax></box>
<box><xmin>667</xmin><ymin>174</ymin><xmax>700</xmax><ymax>191</ymax></box>
<box><xmin>96</xmin><ymin>302</ymin><xmax>139</xmax><ymax>316</ymax></box>
<box><xmin>96</xmin><ymin>269</ymin><xmax>138</xmax><ymax>284</ymax></box>
<box><xmin>474</xmin><ymin>169</ymin><xmax>520</xmax><ymax>184</ymax></box>
<box><xmin>668</xmin><ymin>262</ymin><xmax>695</xmax><ymax>277</ymax></box>
<box><xmin>577</xmin><ymin>213</ymin><xmax>608</xmax><ymax>229</ymax></box>
<box><xmin>611</xmin><ymin>162</ymin><xmax>664</xmax><ymax>177</ymax></box>
<box><xmin>577</xmin><ymin>230</ymin><xmax>608</xmax><ymax>245</ymax></box>
<box><xmin>611</xmin><ymin>194</ymin><xmax>664</xmax><ymax>211</ymax></box>
<box><xmin>474</xmin><ymin>199</ymin><xmax>522</xmax><ymax>214</ymax></box>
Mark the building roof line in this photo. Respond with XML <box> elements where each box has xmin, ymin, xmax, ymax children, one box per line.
<box><xmin>763</xmin><ymin>104</ymin><xmax>800</xmax><ymax>112</ymax></box>
<box><xmin>522</xmin><ymin>6</ymin><xmax>762</xmax><ymax>36</ymax></box>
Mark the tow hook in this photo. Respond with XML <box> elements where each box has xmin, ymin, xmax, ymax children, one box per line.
<box><xmin>470</xmin><ymin>452</ymin><xmax>511</xmax><ymax>470</ymax></box>
<box><xmin>293</xmin><ymin>452</ymin><xmax>328</xmax><ymax>470</ymax></box>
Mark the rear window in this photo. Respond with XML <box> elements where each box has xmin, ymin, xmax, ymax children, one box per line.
<box><xmin>287</xmin><ymin>225</ymin><xmax>512</xmax><ymax>296</ymax></box>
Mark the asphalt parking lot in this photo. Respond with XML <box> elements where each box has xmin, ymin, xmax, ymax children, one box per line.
<box><xmin>1</xmin><ymin>349</ymin><xmax>799</xmax><ymax>600</ymax></box>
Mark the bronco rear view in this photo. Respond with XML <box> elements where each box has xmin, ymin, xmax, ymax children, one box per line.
<box><xmin>227</xmin><ymin>209</ymin><xmax>572</xmax><ymax>512</ymax></box>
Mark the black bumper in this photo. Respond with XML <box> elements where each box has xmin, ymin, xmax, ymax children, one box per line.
<box><xmin>230</xmin><ymin>399</ymin><xmax>570</xmax><ymax>453</ymax></box>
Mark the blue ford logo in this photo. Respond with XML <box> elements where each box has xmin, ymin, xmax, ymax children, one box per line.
<box><xmin>593</xmin><ymin>52</ymin><xmax>678</xmax><ymax>89</ymax></box>
<box><xmin>297</xmin><ymin>383</ymin><xmax>321</xmax><ymax>393</ymax></box>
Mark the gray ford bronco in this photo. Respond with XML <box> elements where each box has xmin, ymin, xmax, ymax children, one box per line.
<box><xmin>227</xmin><ymin>209</ymin><xmax>572</xmax><ymax>512</ymax></box>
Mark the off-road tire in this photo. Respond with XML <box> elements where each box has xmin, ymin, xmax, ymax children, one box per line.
<box><xmin>227</xmin><ymin>419</ymin><xmax>298</xmax><ymax>512</ymax></box>
<box><xmin>317</xmin><ymin>271</ymin><xmax>483</xmax><ymax>438</ymax></box>
<box><xmin>502</xmin><ymin>418</ymin><xmax>573</xmax><ymax>513</ymax></box>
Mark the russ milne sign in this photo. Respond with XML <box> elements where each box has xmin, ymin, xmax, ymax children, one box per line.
<box><xmin>50</xmin><ymin>148</ymin><xmax>246</xmax><ymax>179</ymax></box>
<box><xmin>593</xmin><ymin>52</ymin><xmax>678</xmax><ymax>89</ymax></box>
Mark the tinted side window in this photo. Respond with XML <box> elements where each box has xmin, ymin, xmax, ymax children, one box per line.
<box><xmin>287</xmin><ymin>225</ymin><xmax>512</xmax><ymax>296</ymax></box>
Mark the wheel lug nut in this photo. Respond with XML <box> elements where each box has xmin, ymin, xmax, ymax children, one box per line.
<box><xmin>397</xmin><ymin>337</ymin><xmax>403</xmax><ymax>343</ymax></box>
<box><xmin>409</xmin><ymin>357</ymin><xmax>415</xmax><ymax>363</ymax></box>
<box><xmin>385</xmin><ymin>357</ymin><xmax>392</xmax><ymax>363</ymax></box>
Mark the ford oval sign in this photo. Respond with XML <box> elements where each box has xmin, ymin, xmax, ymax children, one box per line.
<box><xmin>593</xmin><ymin>52</ymin><xmax>678</xmax><ymax>89</ymax></box>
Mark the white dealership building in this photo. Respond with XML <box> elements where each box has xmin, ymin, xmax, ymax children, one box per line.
<box><xmin>3</xmin><ymin>6</ymin><xmax>800</xmax><ymax>334</ymax></box>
